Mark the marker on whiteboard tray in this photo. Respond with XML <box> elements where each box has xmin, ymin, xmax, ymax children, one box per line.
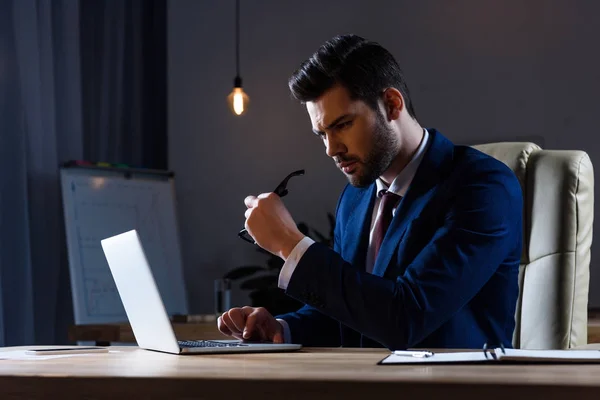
<box><xmin>72</xmin><ymin>160</ymin><xmax>93</xmax><ymax>166</ymax></box>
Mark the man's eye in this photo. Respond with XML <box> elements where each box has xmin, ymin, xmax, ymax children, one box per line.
<box><xmin>338</xmin><ymin>121</ymin><xmax>353</xmax><ymax>129</ymax></box>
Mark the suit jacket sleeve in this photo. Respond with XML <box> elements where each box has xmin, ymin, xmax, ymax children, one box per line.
<box><xmin>283</xmin><ymin>163</ymin><xmax>522</xmax><ymax>350</ymax></box>
<box><xmin>275</xmin><ymin>304</ymin><xmax>340</xmax><ymax>346</ymax></box>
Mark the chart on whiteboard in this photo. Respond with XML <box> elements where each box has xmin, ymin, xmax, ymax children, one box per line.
<box><xmin>61</xmin><ymin>171</ymin><xmax>188</xmax><ymax>324</ymax></box>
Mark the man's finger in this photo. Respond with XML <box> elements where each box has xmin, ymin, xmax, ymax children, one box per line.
<box><xmin>257</xmin><ymin>192</ymin><xmax>272</xmax><ymax>200</ymax></box>
<box><xmin>243</xmin><ymin>310</ymin><xmax>259</xmax><ymax>339</ymax></box>
<box><xmin>228</xmin><ymin>308</ymin><xmax>248</xmax><ymax>333</ymax></box>
<box><xmin>217</xmin><ymin>316</ymin><xmax>233</xmax><ymax>336</ymax></box>
<box><xmin>272</xmin><ymin>330</ymin><xmax>284</xmax><ymax>344</ymax></box>
<box><xmin>220</xmin><ymin>312</ymin><xmax>242</xmax><ymax>336</ymax></box>
<box><xmin>244</xmin><ymin>196</ymin><xmax>258</xmax><ymax>208</ymax></box>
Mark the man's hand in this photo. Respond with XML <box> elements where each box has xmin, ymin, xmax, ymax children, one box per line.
<box><xmin>244</xmin><ymin>192</ymin><xmax>304</xmax><ymax>259</ymax></box>
<box><xmin>217</xmin><ymin>306</ymin><xmax>284</xmax><ymax>343</ymax></box>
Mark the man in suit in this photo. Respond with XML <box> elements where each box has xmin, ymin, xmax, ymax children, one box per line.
<box><xmin>218</xmin><ymin>35</ymin><xmax>522</xmax><ymax>350</ymax></box>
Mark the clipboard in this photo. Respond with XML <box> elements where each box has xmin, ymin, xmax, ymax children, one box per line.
<box><xmin>378</xmin><ymin>346</ymin><xmax>600</xmax><ymax>365</ymax></box>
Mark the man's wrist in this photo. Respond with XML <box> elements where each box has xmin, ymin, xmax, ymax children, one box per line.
<box><xmin>280</xmin><ymin>232</ymin><xmax>305</xmax><ymax>260</ymax></box>
<box><xmin>278</xmin><ymin>236</ymin><xmax>315</xmax><ymax>290</ymax></box>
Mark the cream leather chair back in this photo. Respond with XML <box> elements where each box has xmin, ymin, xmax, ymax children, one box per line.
<box><xmin>473</xmin><ymin>142</ymin><xmax>594</xmax><ymax>349</ymax></box>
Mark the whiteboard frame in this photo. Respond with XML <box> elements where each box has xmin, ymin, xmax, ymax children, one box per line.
<box><xmin>59</xmin><ymin>164</ymin><xmax>189</xmax><ymax>325</ymax></box>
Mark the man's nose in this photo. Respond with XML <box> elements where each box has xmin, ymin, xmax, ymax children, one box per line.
<box><xmin>325</xmin><ymin>134</ymin><xmax>344</xmax><ymax>158</ymax></box>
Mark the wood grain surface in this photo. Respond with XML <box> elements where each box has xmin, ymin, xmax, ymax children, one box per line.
<box><xmin>2</xmin><ymin>346</ymin><xmax>600</xmax><ymax>400</ymax></box>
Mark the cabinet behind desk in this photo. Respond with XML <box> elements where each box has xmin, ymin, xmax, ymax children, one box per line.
<box><xmin>69</xmin><ymin>316</ymin><xmax>227</xmax><ymax>345</ymax></box>
<box><xmin>69</xmin><ymin>315</ymin><xmax>600</xmax><ymax>346</ymax></box>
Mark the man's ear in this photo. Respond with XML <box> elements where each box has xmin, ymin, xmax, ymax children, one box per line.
<box><xmin>382</xmin><ymin>88</ymin><xmax>404</xmax><ymax>121</ymax></box>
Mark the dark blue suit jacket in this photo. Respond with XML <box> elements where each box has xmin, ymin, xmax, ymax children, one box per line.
<box><xmin>278</xmin><ymin>130</ymin><xmax>522</xmax><ymax>350</ymax></box>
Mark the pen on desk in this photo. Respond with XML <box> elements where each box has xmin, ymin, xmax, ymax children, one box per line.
<box><xmin>393</xmin><ymin>350</ymin><xmax>435</xmax><ymax>358</ymax></box>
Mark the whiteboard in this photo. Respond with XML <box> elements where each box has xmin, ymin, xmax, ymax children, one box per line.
<box><xmin>60</xmin><ymin>165</ymin><xmax>188</xmax><ymax>324</ymax></box>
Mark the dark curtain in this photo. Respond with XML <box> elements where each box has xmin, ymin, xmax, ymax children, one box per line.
<box><xmin>80</xmin><ymin>0</ymin><xmax>167</xmax><ymax>169</ymax></box>
<box><xmin>0</xmin><ymin>0</ymin><xmax>167</xmax><ymax>346</ymax></box>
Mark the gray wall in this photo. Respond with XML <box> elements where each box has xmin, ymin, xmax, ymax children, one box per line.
<box><xmin>168</xmin><ymin>0</ymin><xmax>600</xmax><ymax>313</ymax></box>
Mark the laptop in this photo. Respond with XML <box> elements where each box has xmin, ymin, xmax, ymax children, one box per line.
<box><xmin>101</xmin><ymin>229</ymin><xmax>302</xmax><ymax>354</ymax></box>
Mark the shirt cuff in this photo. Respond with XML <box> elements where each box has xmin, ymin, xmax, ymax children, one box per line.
<box><xmin>278</xmin><ymin>236</ymin><xmax>315</xmax><ymax>290</ymax></box>
<box><xmin>276</xmin><ymin>319</ymin><xmax>292</xmax><ymax>344</ymax></box>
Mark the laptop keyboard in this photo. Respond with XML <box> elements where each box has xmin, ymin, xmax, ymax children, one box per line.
<box><xmin>178</xmin><ymin>340</ymin><xmax>249</xmax><ymax>348</ymax></box>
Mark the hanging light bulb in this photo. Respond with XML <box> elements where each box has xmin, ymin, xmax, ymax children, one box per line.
<box><xmin>227</xmin><ymin>0</ymin><xmax>249</xmax><ymax>116</ymax></box>
<box><xmin>227</xmin><ymin>76</ymin><xmax>249</xmax><ymax>116</ymax></box>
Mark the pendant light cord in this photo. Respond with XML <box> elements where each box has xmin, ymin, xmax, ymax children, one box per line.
<box><xmin>235</xmin><ymin>0</ymin><xmax>240</xmax><ymax>79</ymax></box>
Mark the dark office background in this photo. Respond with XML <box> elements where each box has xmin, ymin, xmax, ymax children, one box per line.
<box><xmin>169</xmin><ymin>0</ymin><xmax>600</xmax><ymax>316</ymax></box>
<box><xmin>0</xmin><ymin>0</ymin><xmax>166</xmax><ymax>346</ymax></box>
<box><xmin>1</xmin><ymin>0</ymin><xmax>599</xmax><ymax>346</ymax></box>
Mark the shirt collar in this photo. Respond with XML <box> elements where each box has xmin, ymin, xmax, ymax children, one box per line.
<box><xmin>376</xmin><ymin>128</ymin><xmax>430</xmax><ymax>197</ymax></box>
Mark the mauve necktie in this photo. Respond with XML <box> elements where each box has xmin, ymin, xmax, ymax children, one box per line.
<box><xmin>372</xmin><ymin>190</ymin><xmax>401</xmax><ymax>268</ymax></box>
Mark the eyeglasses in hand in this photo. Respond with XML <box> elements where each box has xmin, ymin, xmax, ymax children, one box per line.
<box><xmin>238</xmin><ymin>169</ymin><xmax>305</xmax><ymax>245</ymax></box>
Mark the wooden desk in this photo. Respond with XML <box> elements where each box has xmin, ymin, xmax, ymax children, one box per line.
<box><xmin>2</xmin><ymin>346</ymin><xmax>600</xmax><ymax>400</ymax></box>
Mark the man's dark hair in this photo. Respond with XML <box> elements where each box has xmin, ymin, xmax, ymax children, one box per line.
<box><xmin>288</xmin><ymin>34</ymin><xmax>417</xmax><ymax>120</ymax></box>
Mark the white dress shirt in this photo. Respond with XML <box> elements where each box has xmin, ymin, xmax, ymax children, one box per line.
<box><xmin>276</xmin><ymin>129</ymin><xmax>431</xmax><ymax>343</ymax></box>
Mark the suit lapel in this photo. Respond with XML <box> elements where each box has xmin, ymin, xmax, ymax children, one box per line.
<box><xmin>342</xmin><ymin>185</ymin><xmax>376</xmax><ymax>268</ymax></box>
<box><xmin>371</xmin><ymin>129</ymin><xmax>455</xmax><ymax>277</ymax></box>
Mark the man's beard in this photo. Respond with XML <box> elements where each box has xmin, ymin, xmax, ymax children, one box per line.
<box><xmin>347</xmin><ymin>112</ymin><xmax>398</xmax><ymax>188</ymax></box>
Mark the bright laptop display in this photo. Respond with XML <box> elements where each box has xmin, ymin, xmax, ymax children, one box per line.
<box><xmin>101</xmin><ymin>230</ymin><xmax>301</xmax><ymax>354</ymax></box>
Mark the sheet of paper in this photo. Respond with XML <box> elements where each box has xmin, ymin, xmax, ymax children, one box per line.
<box><xmin>380</xmin><ymin>349</ymin><xmax>600</xmax><ymax>364</ymax></box>
<box><xmin>380</xmin><ymin>351</ymin><xmax>490</xmax><ymax>364</ymax></box>
<box><xmin>500</xmin><ymin>349</ymin><xmax>600</xmax><ymax>362</ymax></box>
<box><xmin>0</xmin><ymin>350</ymin><xmax>95</xmax><ymax>360</ymax></box>
<box><xmin>0</xmin><ymin>350</ymin><xmax>107</xmax><ymax>361</ymax></box>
